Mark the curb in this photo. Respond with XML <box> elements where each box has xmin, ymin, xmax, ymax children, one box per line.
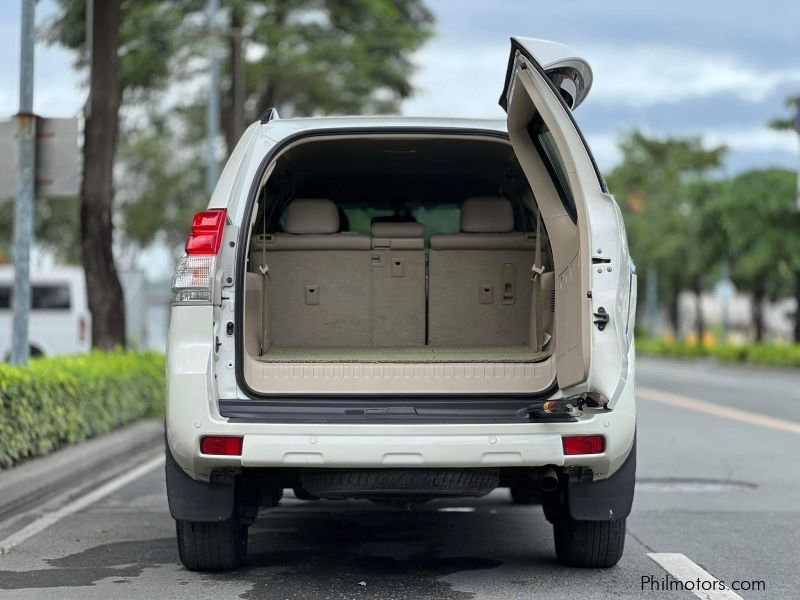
<box><xmin>0</xmin><ymin>419</ymin><xmax>164</xmax><ymax>522</ymax></box>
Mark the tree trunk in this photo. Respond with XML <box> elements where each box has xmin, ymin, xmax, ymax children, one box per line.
<box><xmin>667</xmin><ymin>275</ymin><xmax>681</xmax><ymax>338</ymax></box>
<box><xmin>794</xmin><ymin>270</ymin><xmax>800</xmax><ymax>343</ymax></box>
<box><xmin>81</xmin><ymin>0</ymin><xmax>126</xmax><ymax>350</ymax></box>
<box><xmin>692</xmin><ymin>275</ymin><xmax>704</xmax><ymax>343</ymax></box>
<box><xmin>752</xmin><ymin>275</ymin><xmax>766</xmax><ymax>343</ymax></box>
<box><xmin>224</xmin><ymin>6</ymin><xmax>245</xmax><ymax>156</ymax></box>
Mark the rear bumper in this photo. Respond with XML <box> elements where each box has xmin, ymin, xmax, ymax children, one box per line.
<box><xmin>168</xmin><ymin>387</ymin><xmax>636</xmax><ymax>483</ymax></box>
<box><xmin>166</xmin><ymin>315</ymin><xmax>637</xmax><ymax>483</ymax></box>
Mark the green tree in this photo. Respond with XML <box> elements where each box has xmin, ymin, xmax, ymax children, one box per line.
<box><xmin>607</xmin><ymin>131</ymin><xmax>726</xmax><ymax>338</ymax></box>
<box><xmin>768</xmin><ymin>95</ymin><xmax>800</xmax><ymax>132</ymax></box>
<box><xmin>716</xmin><ymin>169</ymin><xmax>799</xmax><ymax>342</ymax></box>
<box><xmin>768</xmin><ymin>95</ymin><xmax>800</xmax><ymax>341</ymax></box>
<box><xmin>221</xmin><ymin>0</ymin><xmax>435</xmax><ymax>153</ymax></box>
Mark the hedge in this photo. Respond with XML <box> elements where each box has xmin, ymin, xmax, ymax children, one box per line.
<box><xmin>0</xmin><ymin>351</ymin><xmax>165</xmax><ymax>469</ymax></box>
<box><xmin>636</xmin><ymin>338</ymin><xmax>800</xmax><ymax>368</ymax></box>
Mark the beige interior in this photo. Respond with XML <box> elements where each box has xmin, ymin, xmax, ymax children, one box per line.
<box><xmin>240</xmin><ymin>134</ymin><xmax>567</xmax><ymax>395</ymax></box>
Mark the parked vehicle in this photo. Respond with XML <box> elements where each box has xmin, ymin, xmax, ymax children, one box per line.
<box><xmin>0</xmin><ymin>265</ymin><xmax>91</xmax><ymax>359</ymax></box>
<box><xmin>166</xmin><ymin>38</ymin><xmax>637</xmax><ymax>571</ymax></box>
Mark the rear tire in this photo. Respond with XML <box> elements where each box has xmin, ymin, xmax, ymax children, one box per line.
<box><xmin>553</xmin><ymin>516</ymin><xmax>625</xmax><ymax>568</ymax></box>
<box><xmin>176</xmin><ymin>517</ymin><xmax>248</xmax><ymax>571</ymax></box>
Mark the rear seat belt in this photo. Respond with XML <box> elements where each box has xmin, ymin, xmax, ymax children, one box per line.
<box><xmin>530</xmin><ymin>210</ymin><xmax>545</xmax><ymax>352</ymax></box>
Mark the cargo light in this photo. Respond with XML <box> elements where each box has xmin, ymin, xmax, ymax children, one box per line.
<box><xmin>172</xmin><ymin>209</ymin><xmax>227</xmax><ymax>306</ymax></box>
<box><xmin>200</xmin><ymin>436</ymin><xmax>243</xmax><ymax>456</ymax></box>
<box><xmin>562</xmin><ymin>435</ymin><xmax>605</xmax><ymax>455</ymax></box>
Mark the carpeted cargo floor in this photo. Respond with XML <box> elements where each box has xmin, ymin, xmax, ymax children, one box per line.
<box><xmin>257</xmin><ymin>345</ymin><xmax>552</xmax><ymax>364</ymax></box>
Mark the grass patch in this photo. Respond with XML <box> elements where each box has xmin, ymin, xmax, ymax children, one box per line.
<box><xmin>636</xmin><ymin>338</ymin><xmax>800</xmax><ymax>368</ymax></box>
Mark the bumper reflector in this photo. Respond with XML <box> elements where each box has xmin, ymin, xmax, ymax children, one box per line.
<box><xmin>200</xmin><ymin>436</ymin><xmax>243</xmax><ymax>456</ymax></box>
<box><xmin>562</xmin><ymin>435</ymin><xmax>605</xmax><ymax>455</ymax></box>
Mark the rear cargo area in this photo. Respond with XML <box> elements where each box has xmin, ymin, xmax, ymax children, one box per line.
<box><xmin>241</xmin><ymin>135</ymin><xmax>558</xmax><ymax>394</ymax></box>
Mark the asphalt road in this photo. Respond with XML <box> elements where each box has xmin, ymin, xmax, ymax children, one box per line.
<box><xmin>1</xmin><ymin>356</ymin><xmax>798</xmax><ymax>599</ymax></box>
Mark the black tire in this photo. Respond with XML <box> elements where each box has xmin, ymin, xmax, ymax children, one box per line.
<box><xmin>509</xmin><ymin>482</ymin><xmax>541</xmax><ymax>505</ymax></box>
<box><xmin>292</xmin><ymin>487</ymin><xmax>320</xmax><ymax>501</ymax></box>
<box><xmin>553</xmin><ymin>516</ymin><xmax>626</xmax><ymax>568</ymax></box>
<box><xmin>176</xmin><ymin>517</ymin><xmax>248</xmax><ymax>571</ymax></box>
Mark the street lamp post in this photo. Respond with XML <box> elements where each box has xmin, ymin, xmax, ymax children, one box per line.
<box><xmin>10</xmin><ymin>0</ymin><xmax>36</xmax><ymax>366</ymax></box>
<box><xmin>205</xmin><ymin>0</ymin><xmax>221</xmax><ymax>199</ymax></box>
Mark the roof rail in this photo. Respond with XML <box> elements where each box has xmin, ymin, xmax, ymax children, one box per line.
<box><xmin>259</xmin><ymin>107</ymin><xmax>279</xmax><ymax>124</ymax></box>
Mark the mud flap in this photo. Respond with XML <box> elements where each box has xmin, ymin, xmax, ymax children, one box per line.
<box><xmin>566</xmin><ymin>436</ymin><xmax>636</xmax><ymax>521</ymax></box>
<box><xmin>165</xmin><ymin>446</ymin><xmax>235</xmax><ymax>522</ymax></box>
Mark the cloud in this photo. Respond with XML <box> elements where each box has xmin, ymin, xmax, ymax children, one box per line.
<box><xmin>403</xmin><ymin>39</ymin><xmax>800</xmax><ymax>120</ymax></box>
<box><xmin>586</xmin><ymin>44</ymin><xmax>800</xmax><ymax>106</ymax></box>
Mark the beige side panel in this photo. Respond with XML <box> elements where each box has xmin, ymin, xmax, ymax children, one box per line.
<box><xmin>244</xmin><ymin>273</ymin><xmax>264</xmax><ymax>357</ymax></box>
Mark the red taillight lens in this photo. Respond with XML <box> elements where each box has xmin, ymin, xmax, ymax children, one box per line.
<box><xmin>78</xmin><ymin>316</ymin><xmax>87</xmax><ymax>343</ymax></box>
<box><xmin>186</xmin><ymin>209</ymin><xmax>227</xmax><ymax>255</ymax></box>
<box><xmin>200</xmin><ymin>436</ymin><xmax>243</xmax><ymax>456</ymax></box>
<box><xmin>562</xmin><ymin>435</ymin><xmax>605</xmax><ymax>455</ymax></box>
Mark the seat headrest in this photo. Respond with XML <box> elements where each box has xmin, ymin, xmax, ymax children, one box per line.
<box><xmin>460</xmin><ymin>197</ymin><xmax>514</xmax><ymax>233</ymax></box>
<box><xmin>284</xmin><ymin>198</ymin><xmax>340</xmax><ymax>234</ymax></box>
<box><xmin>371</xmin><ymin>222</ymin><xmax>424</xmax><ymax>237</ymax></box>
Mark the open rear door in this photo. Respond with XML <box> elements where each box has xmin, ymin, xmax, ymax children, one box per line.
<box><xmin>501</xmin><ymin>37</ymin><xmax>634</xmax><ymax>407</ymax></box>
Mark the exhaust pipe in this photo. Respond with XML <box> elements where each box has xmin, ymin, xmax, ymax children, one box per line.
<box><xmin>537</xmin><ymin>467</ymin><xmax>559</xmax><ymax>492</ymax></box>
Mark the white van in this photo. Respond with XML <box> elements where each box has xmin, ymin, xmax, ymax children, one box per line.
<box><xmin>0</xmin><ymin>266</ymin><xmax>91</xmax><ymax>359</ymax></box>
<box><xmin>166</xmin><ymin>38</ymin><xmax>637</xmax><ymax>571</ymax></box>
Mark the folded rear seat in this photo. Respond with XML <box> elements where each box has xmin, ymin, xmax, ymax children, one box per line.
<box><xmin>370</xmin><ymin>221</ymin><xmax>426</xmax><ymax>346</ymax></box>
<box><xmin>428</xmin><ymin>197</ymin><xmax>539</xmax><ymax>346</ymax></box>
<box><xmin>249</xmin><ymin>198</ymin><xmax>372</xmax><ymax>347</ymax></box>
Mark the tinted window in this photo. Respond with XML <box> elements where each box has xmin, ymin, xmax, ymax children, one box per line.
<box><xmin>33</xmin><ymin>285</ymin><xmax>71</xmax><ymax>310</ymax></box>
<box><xmin>528</xmin><ymin>117</ymin><xmax>577</xmax><ymax>222</ymax></box>
<box><xmin>0</xmin><ymin>285</ymin><xmax>71</xmax><ymax>310</ymax></box>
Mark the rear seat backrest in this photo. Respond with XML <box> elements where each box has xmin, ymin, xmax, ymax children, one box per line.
<box><xmin>249</xmin><ymin>198</ymin><xmax>372</xmax><ymax>347</ymax></box>
<box><xmin>370</xmin><ymin>221</ymin><xmax>426</xmax><ymax>346</ymax></box>
<box><xmin>428</xmin><ymin>196</ymin><xmax>538</xmax><ymax>346</ymax></box>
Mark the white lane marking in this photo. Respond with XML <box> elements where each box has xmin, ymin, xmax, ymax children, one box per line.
<box><xmin>437</xmin><ymin>507</ymin><xmax>475</xmax><ymax>512</ymax></box>
<box><xmin>0</xmin><ymin>455</ymin><xmax>164</xmax><ymax>552</ymax></box>
<box><xmin>648</xmin><ymin>553</ymin><xmax>744</xmax><ymax>600</ymax></box>
<box><xmin>638</xmin><ymin>386</ymin><xmax>800</xmax><ymax>436</ymax></box>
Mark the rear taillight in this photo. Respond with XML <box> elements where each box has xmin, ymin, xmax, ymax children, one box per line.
<box><xmin>200</xmin><ymin>436</ymin><xmax>243</xmax><ymax>456</ymax></box>
<box><xmin>186</xmin><ymin>209</ymin><xmax>227</xmax><ymax>255</ymax></box>
<box><xmin>78</xmin><ymin>316</ymin><xmax>87</xmax><ymax>343</ymax></box>
<box><xmin>562</xmin><ymin>435</ymin><xmax>605</xmax><ymax>455</ymax></box>
<box><xmin>172</xmin><ymin>209</ymin><xmax>227</xmax><ymax>306</ymax></box>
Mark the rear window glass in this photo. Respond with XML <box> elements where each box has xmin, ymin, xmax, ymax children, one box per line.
<box><xmin>528</xmin><ymin>117</ymin><xmax>577</xmax><ymax>222</ymax></box>
<box><xmin>0</xmin><ymin>285</ymin><xmax>71</xmax><ymax>310</ymax></box>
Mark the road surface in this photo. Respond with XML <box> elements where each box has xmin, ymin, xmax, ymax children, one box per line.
<box><xmin>0</xmin><ymin>356</ymin><xmax>797</xmax><ymax>599</ymax></box>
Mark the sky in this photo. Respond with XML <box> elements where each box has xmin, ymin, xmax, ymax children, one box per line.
<box><xmin>1</xmin><ymin>0</ymin><xmax>799</xmax><ymax>175</ymax></box>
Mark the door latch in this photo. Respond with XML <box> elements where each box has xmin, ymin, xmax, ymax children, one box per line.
<box><xmin>593</xmin><ymin>306</ymin><xmax>609</xmax><ymax>331</ymax></box>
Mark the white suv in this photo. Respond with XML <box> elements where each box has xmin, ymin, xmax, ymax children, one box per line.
<box><xmin>166</xmin><ymin>37</ymin><xmax>637</xmax><ymax>571</ymax></box>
